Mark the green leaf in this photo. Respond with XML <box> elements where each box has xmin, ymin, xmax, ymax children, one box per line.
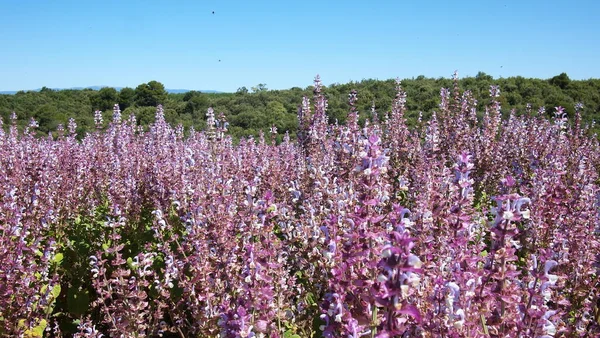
<box><xmin>51</xmin><ymin>284</ymin><xmax>61</xmax><ymax>299</ymax></box>
<box><xmin>283</xmin><ymin>331</ymin><xmax>301</xmax><ymax>338</ymax></box>
<box><xmin>53</xmin><ymin>253</ymin><xmax>64</xmax><ymax>265</ymax></box>
<box><xmin>24</xmin><ymin>319</ymin><xmax>47</xmax><ymax>338</ymax></box>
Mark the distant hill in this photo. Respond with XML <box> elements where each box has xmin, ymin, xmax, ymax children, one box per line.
<box><xmin>0</xmin><ymin>86</ymin><xmax>223</xmax><ymax>95</ymax></box>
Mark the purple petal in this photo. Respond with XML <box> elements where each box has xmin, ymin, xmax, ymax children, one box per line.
<box><xmin>399</xmin><ymin>303</ymin><xmax>422</xmax><ymax>324</ymax></box>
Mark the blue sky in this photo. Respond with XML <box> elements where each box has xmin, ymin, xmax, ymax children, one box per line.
<box><xmin>1</xmin><ymin>0</ymin><xmax>598</xmax><ymax>92</ymax></box>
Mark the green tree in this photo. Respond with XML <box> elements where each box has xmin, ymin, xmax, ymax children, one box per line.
<box><xmin>123</xmin><ymin>106</ymin><xmax>157</xmax><ymax>125</ymax></box>
<box><xmin>33</xmin><ymin>104</ymin><xmax>61</xmax><ymax>134</ymax></box>
<box><xmin>231</xmin><ymin>110</ymin><xmax>266</xmax><ymax>129</ymax></box>
<box><xmin>134</xmin><ymin>81</ymin><xmax>167</xmax><ymax>107</ymax></box>
<box><xmin>251</xmin><ymin>84</ymin><xmax>268</xmax><ymax>93</ymax></box>
<box><xmin>90</xmin><ymin>87</ymin><xmax>118</xmax><ymax>111</ymax></box>
<box><xmin>183</xmin><ymin>90</ymin><xmax>201</xmax><ymax>102</ymax></box>
<box><xmin>118</xmin><ymin>87</ymin><xmax>135</xmax><ymax>111</ymax></box>
<box><xmin>181</xmin><ymin>91</ymin><xmax>209</xmax><ymax>119</ymax></box>
<box><xmin>265</xmin><ymin>101</ymin><xmax>287</xmax><ymax>127</ymax></box>
<box><xmin>475</xmin><ymin>72</ymin><xmax>493</xmax><ymax>82</ymax></box>
<box><xmin>549</xmin><ymin>72</ymin><xmax>571</xmax><ymax>90</ymax></box>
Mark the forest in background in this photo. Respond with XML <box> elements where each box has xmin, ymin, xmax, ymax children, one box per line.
<box><xmin>1</xmin><ymin>72</ymin><xmax>599</xmax><ymax>140</ymax></box>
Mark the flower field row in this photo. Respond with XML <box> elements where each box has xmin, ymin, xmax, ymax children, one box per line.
<box><xmin>0</xmin><ymin>75</ymin><xmax>598</xmax><ymax>337</ymax></box>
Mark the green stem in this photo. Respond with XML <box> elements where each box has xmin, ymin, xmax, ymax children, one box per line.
<box><xmin>480</xmin><ymin>314</ymin><xmax>489</xmax><ymax>335</ymax></box>
<box><xmin>371</xmin><ymin>306</ymin><xmax>378</xmax><ymax>338</ymax></box>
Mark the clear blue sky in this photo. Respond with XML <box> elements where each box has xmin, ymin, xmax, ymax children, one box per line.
<box><xmin>1</xmin><ymin>0</ymin><xmax>598</xmax><ymax>92</ymax></box>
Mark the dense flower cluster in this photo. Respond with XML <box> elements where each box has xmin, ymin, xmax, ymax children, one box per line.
<box><xmin>0</xmin><ymin>76</ymin><xmax>599</xmax><ymax>337</ymax></box>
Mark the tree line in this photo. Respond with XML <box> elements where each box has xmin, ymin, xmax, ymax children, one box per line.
<box><xmin>1</xmin><ymin>72</ymin><xmax>599</xmax><ymax>140</ymax></box>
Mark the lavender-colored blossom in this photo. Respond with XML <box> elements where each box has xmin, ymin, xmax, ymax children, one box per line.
<box><xmin>112</xmin><ymin>104</ymin><xmax>122</xmax><ymax>124</ymax></box>
<box><xmin>489</xmin><ymin>84</ymin><xmax>501</xmax><ymax>98</ymax></box>
<box><xmin>94</xmin><ymin>110</ymin><xmax>103</xmax><ymax>129</ymax></box>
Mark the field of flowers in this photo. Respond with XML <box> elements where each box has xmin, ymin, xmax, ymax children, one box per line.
<box><xmin>0</xmin><ymin>75</ymin><xmax>599</xmax><ymax>337</ymax></box>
